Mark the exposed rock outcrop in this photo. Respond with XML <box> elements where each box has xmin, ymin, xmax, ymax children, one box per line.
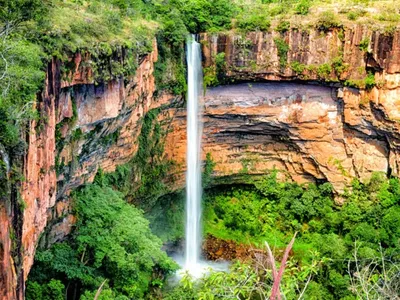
<box><xmin>193</xmin><ymin>27</ymin><xmax>400</xmax><ymax>190</ymax></box>
<box><xmin>201</xmin><ymin>26</ymin><xmax>400</xmax><ymax>81</ymax></box>
<box><xmin>163</xmin><ymin>82</ymin><xmax>391</xmax><ymax>192</ymax></box>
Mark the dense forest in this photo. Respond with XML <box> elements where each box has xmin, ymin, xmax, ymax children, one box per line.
<box><xmin>1</xmin><ymin>0</ymin><xmax>400</xmax><ymax>299</ymax></box>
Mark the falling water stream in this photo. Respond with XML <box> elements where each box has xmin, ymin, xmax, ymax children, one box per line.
<box><xmin>171</xmin><ymin>35</ymin><xmax>228</xmax><ymax>279</ymax></box>
<box><xmin>184</xmin><ymin>34</ymin><xmax>203</xmax><ymax>275</ymax></box>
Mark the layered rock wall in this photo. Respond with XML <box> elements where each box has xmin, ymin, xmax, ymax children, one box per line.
<box><xmin>184</xmin><ymin>26</ymin><xmax>400</xmax><ymax>191</ymax></box>
<box><xmin>163</xmin><ymin>82</ymin><xmax>390</xmax><ymax>192</ymax></box>
<box><xmin>0</xmin><ymin>40</ymin><xmax>179</xmax><ymax>299</ymax></box>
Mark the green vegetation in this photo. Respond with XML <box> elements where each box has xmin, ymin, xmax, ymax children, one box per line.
<box><xmin>173</xmin><ymin>0</ymin><xmax>236</xmax><ymax>33</ymax></box>
<box><xmin>276</xmin><ymin>20</ymin><xmax>290</xmax><ymax>33</ymax></box>
<box><xmin>347</xmin><ymin>8</ymin><xmax>367</xmax><ymax>20</ymax></box>
<box><xmin>345</xmin><ymin>72</ymin><xmax>376</xmax><ymax>90</ymax></box>
<box><xmin>0</xmin><ymin>0</ymin><xmax>46</xmax><ymax>152</ymax></box>
<box><xmin>27</xmin><ymin>183</ymin><xmax>177</xmax><ymax>299</ymax></box>
<box><xmin>145</xmin><ymin>152</ymin><xmax>215</xmax><ymax>242</ymax></box>
<box><xmin>316</xmin><ymin>11</ymin><xmax>341</xmax><ymax>32</ymax></box>
<box><xmin>92</xmin><ymin>108</ymin><xmax>173</xmax><ymax>210</ymax></box>
<box><xmin>331</xmin><ymin>55</ymin><xmax>347</xmax><ymax>76</ymax></box>
<box><xmin>316</xmin><ymin>63</ymin><xmax>332</xmax><ymax>79</ymax></box>
<box><xmin>4</xmin><ymin>1</ymin><xmax>400</xmax><ymax>299</ymax></box>
<box><xmin>145</xmin><ymin>190</ymin><xmax>185</xmax><ymax>242</ymax></box>
<box><xmin>236</xmin><ymin>11</ymin><xmax>271</xmax><ymax>32</ymax></box>
<box><xmin>29</xmin><ymin>106</ymin><xmax>178</xmax><ymax>298</ymax></box>
<box><xmin>203</xmin><ymin>52</ymin><xmax>227</xmax><ymax>88</ymax></box>
<box><xmin>295</xmin><ymin>0</ymin><xmax>311</xmax><ymax>15</ymax></box>
<box><xmin>198</xmin><ymin>171</ymin><xmax>400</xmax><ymax>299</ymax></box>
<box><xmin>149</xmin><ymin>171</ymin><xmax>400</xmax><ymax>299</ymax></box>
<box><xmin>0</xmin><ymin>0</ymin><xmax>394</xmax><ymax>158</ymax></box>
<box><xmin>202</xmin><ymin>152</ymin><xmax>216</xmax><ymax>187</ymax></box>
<box><xmin>290</xmin><ymin>56</ymin><xmax>349</xmax><ymax>81</ymax></box>
<box><xmin>359</xmin><ymin>37</ymin><xmax>370</xmax><ymax>52</ymax></box>
<box><xmin>274</xmin><ymin>37</ymin><xmax>289</xmax><ymax>69</ymax></box>
<box><xmin>290</xmin><ymin>61</ymin><xmax>306</xmax><ymax>74</ymax></box>
<box><xmin>165</xmin><ymin>255</ymin><xmax>334</xmax><ymax>299</ymax></box>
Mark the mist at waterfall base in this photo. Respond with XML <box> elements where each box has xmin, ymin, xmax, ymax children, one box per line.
<box><xmin>170</xmin><ymin>35</ymin><xmax>228</xmax><ymax>280</ymax></box>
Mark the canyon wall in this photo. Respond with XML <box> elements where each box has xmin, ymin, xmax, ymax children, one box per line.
<box><xmin>163</xmin><ymin>26</ymin><xmax>400</xmax><ymax>193</ymax></box>
<box><xmin>0</xmin><ymin>41</ymin><xmax>179</xmax><ymax>299</ymax></box>
<box><xmin>2</xmin><ymin>24</ymin><xmax>400</xmax><ymax>298</ymax></box>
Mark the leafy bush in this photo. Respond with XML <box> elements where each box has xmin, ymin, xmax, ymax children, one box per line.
<box><xmin>276</xmin><ymin>20</ymin><xmax>290</xmax><ymax>33</ymax></box>
<box><xmin>364</xmin><ymin>72</ymin><xmax>376</xmax><ymax>90</ymax></box>
<box><xmin>291</xmin><ymin>61</ymin><xmax>306</xmax><ymax>74</ymax></box>
<box><xmin>236</xmin><ymin>12</ymin><xmax>271</xmax><ymax>32</ymax></box>
<box><xmin>0</xmin><ymin>38</ymin><xmax>45</xmax><ymax>150</ymax></box>
<box><xmin>165</xmin><ymin>256</ymin><xmax>319</xmax><ymax>300</ymax></box>
<box><xmin>295</xmin><ymin>0</ymin><xmax>311</xmax><ymax>15</ymax></box>
<box><xmin>317</xmin><ymin>63</ymin><xmax>332</xmax><ymax>79</ymax></box>
<box><xmin>347</xmin><ymin>8</ymin><xmax>367</xmax><ymax>20</ymax></box>
<box><xmin>316</xmin><ymin>11</ymin><xmax>341</xmax><ymax>31</ymax></box>
<box><xmin>331</xmin><ymin>55</ymin><xmax>347</xmax><ymax>76</ymax></box>
<box><xmin>175</xmin><ymin>0</ymin><xmax>236</xmax><ymax>33</ymax></box>
<box><xmin>203</xmin><ymin>52</ymin><xmax>227</xmax><ymax>88</ymax></box>
<box><xmin>359</xmin><ymin>38</ymin><xmax>370</xmax><ymax>52</ymax></box>
<box><xmin>26</xmin><ymin>280</ymin><xmax>65</xmax><ymax>300</ymax></box>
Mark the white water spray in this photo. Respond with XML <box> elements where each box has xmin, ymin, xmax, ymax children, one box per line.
<box><xmin>184</xmin><ymin>35</ymin><xmax>203</xmax><ymax>275</ymax></box>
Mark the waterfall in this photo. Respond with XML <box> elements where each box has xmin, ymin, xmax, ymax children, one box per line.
<box><xmin>184</xmin><ymin>34</ymin><xmax>203</xmax><ymax>274</ymax></box>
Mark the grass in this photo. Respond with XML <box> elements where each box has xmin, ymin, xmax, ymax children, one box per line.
<box><xmin>230</xmin><ymin>0</ymin><xmax>400</xmax><ymax>33</ymax></box>
<box><xmin>40</xmin><ymin>0</ymin><xmax>157</xmax><ymax>59</ymax></box>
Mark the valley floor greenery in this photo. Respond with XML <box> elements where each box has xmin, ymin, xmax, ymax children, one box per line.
<box><xmin>28</xmin><ymin>170</ymin><xmax>400</xmax><ymax>299</ymax></box>
<box><xmin>158</xmin><ymin>171</ymin><xmax>400</xmax><ymax>299</ymax></box>
<box><xmin>26</xmin><ymin>183</ymin><xmax>178</xmax><ymax>300</ymax></box>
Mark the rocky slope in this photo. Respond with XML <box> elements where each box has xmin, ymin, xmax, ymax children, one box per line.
<box><xmin>1</xmin><ymin>24</ymin><xmax>400</xmax><ymax>298</ymax></box>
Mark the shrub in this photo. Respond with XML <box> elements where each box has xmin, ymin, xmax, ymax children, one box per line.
<box><xmin>26</xmin><ymin>280</ymin><xmax>65</xmax><ymax>300</ymax></box>
<box><xmin>269</xmin><ymin>3</ymin><xmax>289</xmax><ymax>16</ymax></box>
<box><xmin>359</xmin><ymin>38</ymin><xmax>370</xmax><ymax>52</ymax></box>
<box><xmin>317</xmin><ymin>63</ymin><xmax>332</xmax><ymax>79</ymax></box>
<box><xmin>177</xmin><ymin>0</ymin><xmax>236</xmax><ymax>33</ymax></box>
<box><xmin>291</xmin><ymin>61</ymin><xmax>306</xmax><ymax>74</ymax></box>
<box><xmin>295</xmin><ymin>0</ymin><xmax>311</xmax><ymax>15</ymax></box>
<box><xmin>347</xmin><ymin>8</ymin><xmax>367</xmax><ymax>20</ymax></box>
<box><xmin>160</xmin><ymin>10</ymin><xmax>188</xmax><ymax>48</ymax></box>
<box><xmin>316</xmin><ymin>11</ymin><xmax>341</xmax><ymax>31</ymax></box>
<box><xmin>198</xmin><ymin>172</ymin><xmax>400</xmax><ymax>299</ymax></box>
<box><xmin>154</xmin><ymin>34</ymin><xmax>187</xmax><ymax>95</ymax></box>
<box><xmin>332</xmin><ymin>56</ymin><xmax>347</xmax><ymax>76</ymax></box>
<box><xmin>377</xmin><ymin>11</ymin><xmax>400</xmax><ymax>22</ymax></box>
<box><xmin>274</xmin><ymin>37</ymin><xmax>289</xmax><ymax>69</ymax></box>
<box><xmin>364</xmin><ymin>72</ymin><xmax>376</xmax><ymax>90</ymax></box>
<box><xmin>276</xmin><ymin>20</ymin><xmax>290</xmax><ymax>33</ymax></box>
<box><xmin>236</xmin><ymin>12</ymin><xmax>271</xmax><ymax>32</ymax></box>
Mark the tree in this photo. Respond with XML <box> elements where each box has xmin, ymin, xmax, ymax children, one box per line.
<box><xmin>27</xmin><ymin>184</ymin><xmax>177</xmax><ymax>299</ymax></box>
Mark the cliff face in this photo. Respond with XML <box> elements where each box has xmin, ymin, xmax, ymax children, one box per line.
<box><xmin>163</xmin><ymin>26</ymin><xmax>400</xmax><ymax>193</ymax></box>
<box><xmin>0</xmin><ymin>40</ymin><xmax>180</xmax><ymax>299</ymax></box>
<box><xmin>2</xmin><ymin>25</ymin><xmax>400</xmax><ymax>298</ymax></box>
<box><xmin>163</xmin><ymin>82</ymin><xmax>390</xmax><ymax>192</ymax></box>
